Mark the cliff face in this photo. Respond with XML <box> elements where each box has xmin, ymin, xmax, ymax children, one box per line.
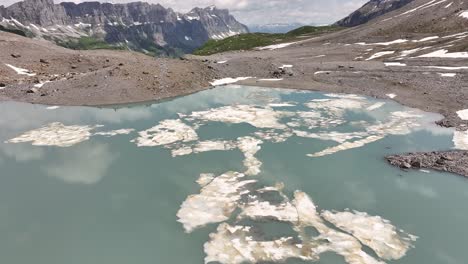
<box><xmin>4</xmin><ymin>0</ymin><xmax>70</xmax><ymax>26</ymax></box>
<box><xmin>0</xmin><ymin>0</ymin><xmax>248</xmax><ymax>55</ymax></box>
<box><xmin>336</xmin><ymin>0</ymin><xmax>414</xmax><ymax>27</ymax></box>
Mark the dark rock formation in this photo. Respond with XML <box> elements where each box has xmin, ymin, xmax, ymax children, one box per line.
<box><xmin>336</xmin><ymin>0</ymin><xmax>415</xmax><ymax>27</ymax></box>
<box><xmin>387</xmin><ymin>151</ymin><xmax>468</xmax><ymax>177</ymax></box>
<box><xmin>0</xmin><ymin>0</ymin><xmax>248</xmax><ymax>55</ymax></box>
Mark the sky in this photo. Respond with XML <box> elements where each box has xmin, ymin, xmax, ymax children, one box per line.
<box><xmin>0</xmin><ymin>0</ymin><xmax>368</xmax><ymax>25</ymax></box>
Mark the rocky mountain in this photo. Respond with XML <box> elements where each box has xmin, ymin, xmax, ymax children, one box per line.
<box><xmin>336</xmin><ymin>0</ymin><xmax>414</xmax><ymax>27</ymax></box>
<box><xmin>0</xmin><ymin>0</ymin><xmax>248</xmax><ymax>56</ymax></box>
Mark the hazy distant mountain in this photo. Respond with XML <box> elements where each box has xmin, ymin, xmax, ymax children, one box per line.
<box><xmin>248</xmin><ymin>23</ymin><xmax>307</xmax><ymax>33</ymax></box>
<box><xmin>336</xmin><ymin>0</ymin><xmax>414</xmax><ymax>27</ymax></box>
<box><xmin>0</xmin><ymin>0</ymin><xmax>248</xmax><ymax>56</ymax></box>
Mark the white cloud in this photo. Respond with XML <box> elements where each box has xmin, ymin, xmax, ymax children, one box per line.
<box><xmin>2</xmin><ymin>0</ymin><xmax>368</xmax><ymax>25</ymax></box>
<box><xmin>44</xmin><ymin>143</ymin><xmax>118</xmax><ymax>184</ymax></box>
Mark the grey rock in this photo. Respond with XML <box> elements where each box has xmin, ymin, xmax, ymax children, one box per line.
<box><xmin>336</xmin><ymin>0</ymin><xmax>415</xmax><ymax>27</ymax></box>
<box><xmin>0</xmin><ymin>0</ymin><xmax>248</xmax><ymax>55</ymax></box>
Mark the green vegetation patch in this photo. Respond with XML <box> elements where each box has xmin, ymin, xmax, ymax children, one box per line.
<box><xmin>0</xmin><ymin>25</ymin><xmax>28</xmax><ymax>37</ymax></box>
<box><xmin>58</xmin><ymin>37</ymin><xmax>126</xmax><ymax>50</ymax></box>
<box><xmin>194</xmin><ymin>25</ymin><xmax>343</xmax><ymax>56</ymax></box>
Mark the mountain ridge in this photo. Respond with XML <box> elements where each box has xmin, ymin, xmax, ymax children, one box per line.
<box><xmin>0</xmin><ymin>0</ymin><xmax>249</xmax><ymax>56</ymax></box>
<box><xmin>336</xmin><ymin>0</ymin><xmax>415</xmax><ymax>27</ymax></box>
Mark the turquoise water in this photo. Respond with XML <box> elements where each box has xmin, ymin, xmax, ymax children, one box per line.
<box><xmin>0</xmin><ymin>85</ymin><xmax>466</xmax><ymax>264</ymax></box>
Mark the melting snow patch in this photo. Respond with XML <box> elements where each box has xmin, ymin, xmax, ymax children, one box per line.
<box><xmin>453</xmin><ymin>131</ymin><xmax>468</xmax><ymax>150</ymax></box>
<box><xmin>384</xmin><ymin>62</ymin><xmax>407</xmax><ymax>67</ymax></box>
<box><xmin>438</xmin><ymin>73</ymin><xmax>456</xmax><ymax>77</ymax></box>
<box><xmin>459</xmin><ymin>11</ymin><xmax>468</xmax><ymax>19</ymax></box>
<box><xmin>279</xmin><ymin>64</ymin><xmax>293</xmax><ymax>69</ymax></box>
<box><xmin>216</xmin><ymin>60</ymin><xmax>227</xmax><ymax>64</ymax></box>
<box><xmin>412</xmin><ymin>36</ymin><xmax>439</xmax><ymax>42</ymax></box>
<box><xmin>366</xmin><ymin>51</ymin><xmax>395</xmax><ymax>60</ymax></box>
<box><xmin>386</xmin><ymin>93</ymin><xmax>397</xmax><ymax>99</ymax></box>
<box><xmin>258</xmin><ymin>78</ymin><xmax>283</xmax><ymax>81</ymax></box>
<box><xmin>314</xmin><ymin>71</ymin><xmax>331</xmax><ymax>75</ymax></box>
<box><xmin>210</xmin><ymin>77</ymin><xmax>252</xmax><ymax>86</ymax></box>
<box><xmin>422</xmin><ymin>66</ymin><xmax>468</xmax><ymax>70</ymax></box>
<box><xmin>5</xmin><ymin>64</ymin><xmax>36</xmax><ymax>76</ymax></box>
<box><xmin>457</xmin><ymin>109</ymin><xmax>468</xmax><ymax>120</ymax></box>
<box><xmin>34</xmin><ymin>81</ymin><xmax>52</xmax><ymax>88</ymax></box>
<box><xmin>419</xmin><ymin>49</ymin><xmax>468</xmax><ymax>58</ymax></box>
<box><xmin>257</xmin><ymin>41</ymin><xmax>299</xmax><ymax>50</ymax></box>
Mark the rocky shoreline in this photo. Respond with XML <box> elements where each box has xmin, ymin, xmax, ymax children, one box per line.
<box><xmin>387</xmin><ymin>151</ymin><xmax>468</xmax><ymax>177</ymax></box>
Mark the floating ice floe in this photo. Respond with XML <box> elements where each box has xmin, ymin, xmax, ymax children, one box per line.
<box><xmin>171</xmin><ymin>140</ymin><xmax>236</xmax><ymax>157</ymax></box>
<box><xmin>237</xmin><ymin>137</ymin><xmax>263</xmax><ymax>176</ymax></box>
<box><xmin>308</xmin><ymin>135</ymin><xmax>384</xmax><ymax>157</ymax></box>
<box><xmin>384</xmin><ymin>62</ymin><xmax>407</xmax><ymax>67</ymax></box>
<box><xmin>294</xmin><ymin>130</ymin><xmax>368</xmax><ymax>144</ymax></box>
<box><xmin>46</xmin><ymin>106</ymin><xmax>60</xmax><ymax>110</ymax></box>
<box><xmin>196</xmin><ymin>173</ymin><xmax>215</xmax><ymax>187</ymax></box>
<box><xmin>94</xmin><ymin>129</ymin><xmax>135</xmax><ymax>137</ymax></box>
<box><xmin>210</xmin><ymin>77</ymin><xmax>252</xmax><ymax>86</ymax></box>
<box><xmin>419</xmin><ymin>49</ymin><xmax>468</xmax><ymax>58</ymax></box>
<box><xmin>305</xmin><ymin>97</ymin><xmax>366</xmax><ymax>116</ymax></box>
<box><xmin>453</xmin><ymin>131</ymin><xmax>468</xmax><ymax>150</ymax></box>
<box><xmin>203</xmin><ymin>188</ymin><xmax>415</xmax><ymax>264</ymax></box>
<box><xmin>366</xmin><ymin>51</ymin><xmax>395</xmax><ymax>60</ymax></box>
<box><xmin>6</xmin><ymin>122</ymin><xmax>97</xmax><ymax>147</ymax></box>
<box><xmin>367</xmin><ymin>102</ymin><xmax>386</xmax><ymax>111</ymax></box>
<box><xmin>133</xmin><ymin>119</ymin><xmax>197</xmax><ymax>147</ymax></box>
<box><xmin>268</xmin><ymin>102</ymin><xmax>295</xmax><ymax>107</ymax></box>
<box><xmin>188</xmin><ymin>105</ymin><xmax>292</xmax><ymax>129</ymax></box>
<box><xmin>438</xmin><ymin>73</ymin><xmax>457</xmax><ymax>77</ymax></box>
<box><xmin>177</xmin><ymin>171</ymin><xmax>256</xmax><ymax>232</ymax></box>
<box><xmin>5</xmin><ymin>64</ymin><xmax>36</xmax><ymax>76</ymax></box>
<box><xmin>321</xmin><ymin>210</ymin><xmax>417</xmax><ymax>260</ymax></box>
<box><xmin>457</xmin><ymin>109</ymin><xmax>468</xmax><ymax>120</ymax></box>
<box><xmin>254</xmin><ymin>130</ymin><xmax>293</xmax><ymax>143</ymax></box>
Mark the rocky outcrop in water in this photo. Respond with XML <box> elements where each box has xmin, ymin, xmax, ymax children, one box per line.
<box><xmin>336</xmin><ymin>0</ymin><xmax>414</xmax><ymax>27</ymax></box>
<box><xmin>0</xmin><ymin>0</ymin><xmax>248</xmax><ymax>55</ymax></box>
<box><xmin>387</xmin><ymin>151</ymin><xmax>468</xmax><ymax>177</ymax></box>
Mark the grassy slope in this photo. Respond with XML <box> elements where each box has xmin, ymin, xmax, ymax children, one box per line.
<box><xmin>57</xmin><ymin>37</ymin><xmax>126</xmax><ymax>51</ymax></box>
<box><xmin>193</xmin><ymin>25</ymin><xmax>343</xmax><ymax>55</ymax></box>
